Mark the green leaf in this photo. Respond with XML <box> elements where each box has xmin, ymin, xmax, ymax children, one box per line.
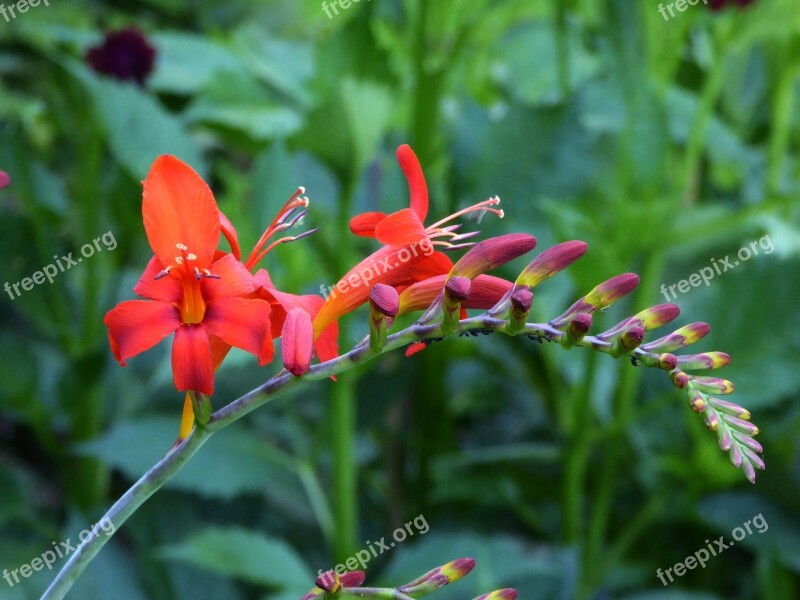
<box><xmin>149</xmin><ymin>32</ymin><xmax>247</xmax><ymax>95</ymax></box>
<box><xmin>67</xmin><ymin>62</ymin><xmax>206</xmax><ymax>179</ymax></box>
<box><xmin>159</xmin><ymin>527</ymin><xmax>312</xmax><ymax>590</ymax></box>
<box><xmin>184</xmin><ymin>70</ymin><xmax>302</xmax><ymax>141</ymax></box>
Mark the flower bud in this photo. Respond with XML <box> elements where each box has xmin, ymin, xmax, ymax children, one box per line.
<box><xmin>369</xmin><ymin>283</ymin><xmax>399</xmax><ymax>318</ymax></box>
<box><xmin>677</xmin><ymin>352</ymin><xmax>730</xmax><ymax>371</ymax></box>
<box><xmin>641</xmin><ymin>322</ymin><xmax>710</xmax><ymax>353</ymax></box>
<box><xmin>472</xmin><ymin>590</ymin><xmax>519</xmax><ymax>600</ymax></box>
<box><xmin>369</xmin><ymin>284</ymin><xmax>399</xmax><ymax>351</ymax></box>
<box><xmin>398</xmin><ymin>557</ymin><xmax>476</xmax><ymax>595</ymax></box>
<box><xmin>561</xmin><ymin>312</ymin><xmax>592</xmax><ymax>349</ymax></box>
<box><xmin>671</xmin><ymin>371</ymin><xmax>690</xmax><ymax>389</ymax></box>
<box><xmin>281</xmin><ymin>307</ymin><xmax>314</xmax><ymax>377</ymax></box>
<box><xmin>658</xmin><ymin>353</ymin><xmax>678</xmax><ymax>370</ymax></box>
<box><xmin>449</xmin><ymin>234</ymin><xmax>536</xmax><ymax>279</ymax></box>
<box><xmin>690</xmin><ymin>376</ymin><xmax>735</xmax><ymax>395</ymax></box>
<box><xmin>515</xmin><ymin>240</ymin><xmax>587</xmax><ymax>288</ymax></box>
<box><xmin>633</xmin><ymin>304</ymin><xmax>680</xmax><ymax>331</ymax></box>
<box><xmin>0</xmin><ymin>171</ymin><xmax>9</xmax><ymax>189</ymax></box>
<box><xmin>706</xmin><ymin>397</ymin><xmax>750</xmax><ymax>419</ymax></box>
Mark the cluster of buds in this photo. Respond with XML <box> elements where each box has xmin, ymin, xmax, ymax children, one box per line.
<box><xmin>368</xmin><ymin>224</ymin><xmax>763</xmax><ymax>483</ymax></box>
<box><xmin>301</xmin><ymin>557</ymin><xmax>517</xmax><ymax>600</ymax></box>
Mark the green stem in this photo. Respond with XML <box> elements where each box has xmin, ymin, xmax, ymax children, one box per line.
<box><xmin>563</xmin><ymin>350</ymin><xmax>598</xmax><ymax>544</ymax></box>
<box><xmin>332</xmin><ymin>373</ymin><xmax>358</xmax><ymax>560</ymax></box>
<box><xmin>42</xmin><ymin>314</ymin><xmax>681</xmax><ymax>600</ymax></box>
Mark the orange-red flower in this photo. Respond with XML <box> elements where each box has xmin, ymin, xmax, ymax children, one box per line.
<box><xmin>104</xmin><ymin>156</ymin><xmax>273</xmax><ymax>396</ymax></box>
<box><xmin>312</xmin><ymin>144</ymin><xmax>504</xmax><ymax>338</ymax></box>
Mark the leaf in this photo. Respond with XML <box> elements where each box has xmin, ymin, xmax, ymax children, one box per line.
<box><xmin>148</xmin><ymin>32</ymin><xmax>247</xmax><ymax>95</ymax></box>
<box><xmin>66</xmin><ymin>61</ymin><xmax>206</xmax><ymax>179</ymax></box>
<box><xmin>184</xmin><ymin>70</ymin><xmax>303</xmax><ymax>141</ymax></box>
<box><xmin>159</xmin><ymin>527</ymin><xmax>312</xmax><ymax>590</ymax></box>
<box><xmin>75</xmin><ymin>417</ymin><xmax>308</xmax><ymax>502</ymax></box>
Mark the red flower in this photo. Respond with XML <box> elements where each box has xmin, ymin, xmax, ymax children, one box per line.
<box><xmin>312</xmin><ymin>144</ymin><xmax>504</xmax><ymax>338</ymax></box>
<box><xmin>104</xmin><ymin>156</ymin><xmax>273</xmax><ymax>396</ymax></box>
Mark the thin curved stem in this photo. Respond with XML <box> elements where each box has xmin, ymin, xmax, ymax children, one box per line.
<box><xmin>42</xmin><ymin>314</ymin><xmax>677</xmax><ymax>600</ymax></box>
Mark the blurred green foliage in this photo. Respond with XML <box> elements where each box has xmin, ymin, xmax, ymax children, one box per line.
<box><xmin>1</xmin><ymin>0</ymin><xmax>799</xmax><ymax>598</ymax></box>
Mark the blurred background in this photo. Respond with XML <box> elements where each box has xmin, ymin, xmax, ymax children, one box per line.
<box><xmin>1</xmin><ymin>0</ymin><xmax>799</xmax><ymax>598</ymax></box>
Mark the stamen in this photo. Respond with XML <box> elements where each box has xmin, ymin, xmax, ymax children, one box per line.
<box><xmin>203</xmin><ymin>269</ymin><xmax>221</xmax><ymax>279</ymax></box>
<box><xmin>426</xmin><ymin>196</ymin><xmax>503</xmax><ymax>232</ymax></box>
<box><xmin>176</xmin><ymin>243</ymin><xmax>188</xmax><ymax>251</ymax></box>
<box><xmin>439</xmin><ymin>242</ymin><xmax>477</xmax><ymax>251</ymax></box>
<box><xmin>194</xmin><ymin>267</ymin><xmax>203</xmax><ymax>280</ymax></box>
<box><xmin>154</xmin><ymin>266</ymin><xmax>173</xmax><ymax>280</ymax></box>
<box><xmin>248</xmin><ymin>228</ymin><xmax>320</xmax><ymax>269</ymax></box>
<box><xmin>245</xmin><ymin>188</ymin><xmax>312</xmax><ymax>270</ymax></box>
<box><xmin>187</xmin><ymin>253</ymin><xmax>197</xmax><ymax>261</ymax></box>
<box><xmin>175</xmin><ymin>256</ymin><xmax>184</xmax><ymax>265</ymax></box>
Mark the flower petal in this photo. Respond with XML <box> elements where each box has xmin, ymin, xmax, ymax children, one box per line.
<box><xmin>143</xmin><ymin>155</ymin><xmax>220</xmax><ymax>268</ymax></box>
<box><xmin>104</xmin><ymin>300</ymin><xmax>180</xmax><ymax>365</ymax></box>
<box><xmin>203</xmin><ymin>297</ymin><xmax>272</xmax><ymax>364</ymax></box>
<box><xmin>396</xmin><ymin>144</ymin><xmax>428</xmax><ymax>221</ymax></box>
<box><xmin>172</xmin><ymin>325</ymin><xmax>214</xmax><ymax>394</ymax></box>
<box><xmin>202</xmin><ymin>254</ymin><xmax>257</xmax><ymax>300</ymax></box>
<box><xmin>219</xmin><ymin>210</ymin><xmax>241</xmax><ymax>261</ymax></box>
<box><xmin>350</xmin><ymin>212</ymin><xmax>388</xmax><ymax>238</ymax></box>
<box><xmin>133</xmin><ymin>256</ymin><xmax>182</xmax><ymax>302</ymax></box>
<box><xmin>375</xmin><ymin>208</ymin><xmax>427</xmax><ymax>246</ymax></box>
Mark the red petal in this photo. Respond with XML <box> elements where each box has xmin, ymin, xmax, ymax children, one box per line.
<box><xmin>104</xmin><ymin>300</ymin><xmax>180</xmax><ymax>365</ymax></box>
<box><xmin>350</xmin><ymin>212</ymin><xmax>387</xmax><ymax>238</ymax></box>
<box><xmin>133</xmin><ymin>256</ymin><xmax>182</xmax><ymax>302</ymax></box>
<box><xmin>396</xmin><ymin>145</ymin><xmax>428</xmax><ymax>221</ymax></box>
<box><xmin>398</xmin><ymin>274</ymin><xmax>512</xmax><ymax>315</ymax></box>
<box><xmin>315</xmin><ymin>322</ymin><xmax>339</xmax><ymax>363</ymax></box>
<box><xmin>312</xmin><ymin>246</ymin><xmax>452</xmax><ymax>338</ymax></box>
<box><xmin>374</xmin><ymin>208</ymin><xmax>427</xmax><ymax>246</ymax></box>
<box><xmin>281</xmin><ymin>307</ymin><xmax>314</xmax><ymax>376</ymax></box>
<box><xmin>172</xmin><ymin>325</ymin><xmax>214</xmax><ymax>394</ymax></box>
<box><xmin>202</xmin><ymin>254</ymin><xmax>257</xmax><ymax>300</ymax></box>
<box><xmin>203</xmin><ymin>297</ymin><xmax>272</xmax><ymax>364</ymax></box>
<box><xmin>143</xmin><ymin>155</ymin><xmax>220</xmax><ymax>268</ymax></box>
<box><xmin>219</xmin><ymin>211</ymin><xmax>241</xmax><ymax>261</ymax></box>
<box><xmin>405</xmin><ymin>341</ymin><xmax>427</xmax><ymax>357</ymax></box>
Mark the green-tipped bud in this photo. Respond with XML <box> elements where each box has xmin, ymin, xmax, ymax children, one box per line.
<box><xmin>633</xmin><ymin>304</ymin><xmax>680</xmax><ymax>331</ymax></box>
<box><xmin>398</xmin><ymin>557</ymin><xmax>476</xmax><ymax>595</ymax></box>
<box><xmin>690</xmin><ymin>376</ymin><xmax>735</xmax><ymax>395</ymax></box>
<box><xmin>677</xmin><ymin>352</ymin><xmax>730</xmax><ymax>371</ymax></box>
<box><xmin>515</xmin><ymin>240</ymin><xmax>587</xmax><ymax>288</ymax></box>
<box><xmin>551</xmin><ymin>274</ymin><xmax>639</xmax><ymax>328</ymax></box>
<box><xmin>584</xmin><ymin>273</ymin><xmax>640</xmax><ymax>310</ymax></box>
<box><xmin>707</xmin><ymin>397</ymin><xmax>750</xmax><ymax>419</ymax></box>
<box><xmin>369</xmin><ymin>284</ymin><xmax>399</xmax><ymax>351</ymax></box>
<box><xmin>472</xmin><ymin>590</ymin><xmax>519</xmax><ymax>600</ymax></box>
<box><xmin>725</xmin><ymin>416</ymin><xmax>759</xmax><ymax>436</ymax></box>
<box><xmin>641</xmin><ymin>322</ymin><xmax>710</xmax><ymax>352</ymax></box>
<box><xmin>449</xmin><ymin>234</ymin><xmax>537</xmax><ymax>279</ymax></box>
